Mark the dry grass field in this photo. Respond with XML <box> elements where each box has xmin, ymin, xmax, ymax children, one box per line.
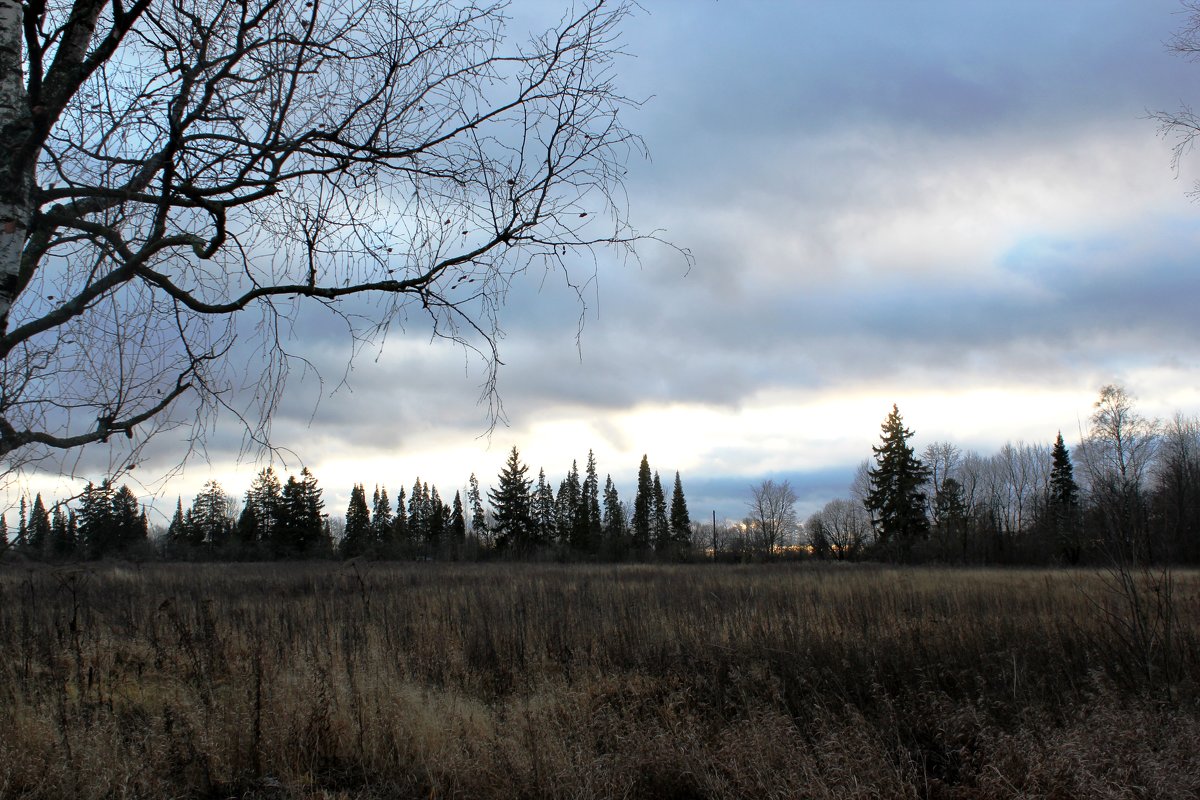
<box><xmin>0</xmin><ymin>562</ymin><xmax>1197</xmax><ymax>799</ymax></box>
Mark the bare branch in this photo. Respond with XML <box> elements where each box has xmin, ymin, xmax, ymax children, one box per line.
<box><xmin>0</xmin><ymin>0</ymin><xmax>679</xmax><ymax>481</ymax></box>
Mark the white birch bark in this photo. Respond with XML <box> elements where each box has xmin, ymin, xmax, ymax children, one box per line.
<box><xmin>0</xmin><ymin>0</ymin><xmax>29</xmax><ymax>329</ymax></box>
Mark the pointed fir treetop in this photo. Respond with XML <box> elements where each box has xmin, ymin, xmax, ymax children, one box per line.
<box><xmin>632</xmin><ymin>454</ymin><xmax>654</xmax><ymax>551</ymax></box>
<box><xmin>866</xmin><ymin>405</ymin><xmax>931</xmax><ymax>552</ymax></box>
<box><xmin>489</xmin><ymin>446</ymin><xmax>535</xmax><ymax>551</ymax></box>
<box><xmin>1049</xmin><ymin>431</ymin><xmax>1079</xmax><ymax>508</ymax></box>
<box><xmin>669</xmin><ymin>471</ymin><xmax>691</xmax><ymax>544</ymax></box>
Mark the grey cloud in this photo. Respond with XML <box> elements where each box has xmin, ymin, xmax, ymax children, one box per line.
<box><xmin>56</xmin><ymin>0</ymin><xmax>1200</xmax><ymax>522</ymax></box>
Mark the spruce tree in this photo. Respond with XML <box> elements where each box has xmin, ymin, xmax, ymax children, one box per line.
<box><xmin>77</xmin><ymin>480</ymin><xmax>117</xmax><ymax>557</ymax></box>
<box><xmin>167</xmin><ymin>498</ymin><xmax>188</xmax><ymax>553</ymax></box>
<box><xmin>16</xmin><ymin>497</ymin><xmax>27</xmax><ymax>550</ymax></box>
<box><xmin>27</xmin><ymin>494</ymin><xmax>51</xmax><ymax>555</ymax></box>
<box><xmin>371</xmin><ymin>486</ymin><xmax>393</xmax><ymax>551</ymax></box>
<box><xmin>428</xmin><ymin>485</ymin><xmax>447</xmax><ymax>552</ymax></box>
<box><xmin>1048</xmin><ymin>431</ymin><xmax>1082</xmax><ymax>563</ymax></box>
<box><xmin>489</xmin><ymin>446</ymin><xmax>534</xmax><ymax>553</ymax></box>
<box><xmin>269</xmin><ymin>474</ymin><xmax>294</xmax><ymax>554</ymax></box>
<box><xmin>866</xmin><ymin>405</ymin><xmax>931</xmax><ymax>560</ymax></box>
<box><xmin>395</xmin><ymin>486</ymin><xmax>410</xmax><ymax>552</ymax></box>
<box><xmin>582</xmin><ymin>450</ymin><xmax>603</xmax><ymax>554</ymax></box>
<box><xmin>669</xmin><ymin>471</ymin><xmax>692</xmax><ymax>548</ymax></box>
<box><xmin>190</xmin><ymin>481</ymin><xmax>231</xmax><ymax>548</ymax></box>
<box><xmin>651</xmin><ymin>472</ymin><xmax>669</xmax><ymax>554</ymax></box>
<box><xmin>450</xmin><ymin>491</ymin><xmax>467</xmax><ymax>552</ymax></box>
<box><xmin>601</xmin><ymin>475</ymin><xmax>628</xmax><ymax>558</ymax></box>
<box><xmin>533</xmin><ymin>469</ymin><xmax>557</xmax><ymax>544</ymax></box>
<box><xmin>239</xmin><ymin>467</ymin><xmax>282</xmax><ymax>550</ymax></box>
<box><xmin>112</xmin><ymin>485</ymin><xmax>146</xmax><ymax>551</ymax></box>
<box><xmin>341</xmin><ymin>483</ymin><xmax>372</xmax><ymax>558</ymax></box>
<box><xmin>67</xmin><ymin>512</ymin><xmax>79</xmax><ymax>557</ymax></box>
<box><xmin>467</xmin><ymin>473</ymin><xmax>488</xmax><ymax>546</ymax></box>
<box><xmin>408</xmin><ymin>479</ymin><xmax>428</xmax><ymax>546</ymax></box>
<box><xmin>296</xmin><ymin>468</ymin><xmax>326</xmax><ymax>554</ymax></box>
<box><xmin>49</xmin><ymin>505</ymin><xmax>74</xmax><ymax>559</ymax></box>
<box><xmin>632</xmin><ymin>455</ymin><xmax>653</xmax><ymax>554</ymax></box>
<box><xmin>279</xmin><ymin>470</ymin><xmax>324</xmax><ymax>556</ymax></box>
<box><xmin>559</xmin><ymin>461</ymin><xmax>585</xmax><ymax>551</ymax></box>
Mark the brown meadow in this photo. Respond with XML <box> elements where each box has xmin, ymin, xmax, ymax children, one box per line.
<box><xmin>0</xmin><ymin>562</ymin><xmax>1197</xmax><ymax>799</ymax></box>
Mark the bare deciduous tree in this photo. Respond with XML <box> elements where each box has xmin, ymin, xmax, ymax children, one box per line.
<box><xmin>922</xmin><ymin>439</ymin><xmax>960</xmax><ymax>528</ymax></box>
<box><xmin>1155</xmin><ymin>413</ymin><xmax>1200</xmax><ymax>562</ymax></box>
<box><xmin>0</xmin><ymin>0</ymin><xmax>671</xmax><ymax>480</ymax></box>
<box><xmin>993</xmin><ymin>441</ymin><xmax>1049</xmax><ymax>538</ymax></box>
<box><xmin>809</xmin><ymin>497</ymin><xmax>870</xmax><ymax>560</ymax></box>
<box><xmin>1078</xmin><ymin>384</ymin><xmax>1159</xmax><ymax>560</ymax></box>
<box><xmin>747</xmin><ymin>478</ymin><xmax>797</xmax><ymax>559</ymax></box>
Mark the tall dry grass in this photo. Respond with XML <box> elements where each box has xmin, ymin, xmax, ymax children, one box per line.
<box><xmin>0</xmin><ymin>562</ymin><xmax>1197</xmax><ymax>798</ymax></box>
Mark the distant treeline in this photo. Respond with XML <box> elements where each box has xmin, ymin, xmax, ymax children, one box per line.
<box><xmin>1</xmin><ymin>448</ymin><xmax>694</xmax><ymax>563</ymax></box>
<box><xmin>5</xmin><ymin>385</ymin><xmax>1199</xmax><ymax>566</ymax></box>
<box><xmin>798</xmin><ymin>385</ymin><xmax>1200</xmax><ymax>566</ymax></box>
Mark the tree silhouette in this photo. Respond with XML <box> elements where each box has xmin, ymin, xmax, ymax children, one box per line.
<box><xmin>489</xmin><ymin>447</ymin><xmax>534</xmax><ymax>553</ymax></box>
<box><xmin>866</xmin><ymin>405</ymin><xmax>931</xmax><ymax>560</ymax></box>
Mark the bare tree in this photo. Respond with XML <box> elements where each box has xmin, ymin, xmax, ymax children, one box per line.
<box><xmin>992</xmin><ymin>441</ymin><xmax>1049</xmax><ymax>538</ymax></box>
<box><xmin>922</xmin><ymin>441</ymin><xmax>960</xmax><ymax>498</ymax></box>
<box><xmin>922</xmin><ymin>439</ymin><xmax>960</xmax><ymax>530</ymax></box>
<box><xmin>746</xmin><ymin>478</ymin><xmax>797</xmax><ymax>559</ymax></box>
<box><xmin>1078</xmin><ymin>384</ymin><xmax>1159</xmax><ymax>560</ymax></box>
<box><xmin>1154</xmin><ymin>413</ymin><xmax>1200</xmax><ymax>562</ymax></box>
<box><xmin>689</xmin><ymin>515</ymin><xmax>739</xmax><ymax>561</ymax></box>
<box><xmin>0</xmin><ymin>0</ymin><xmax>672</xmax><ymax>480</ymax></box>
<box><xmin>818</xmin><ymin>497</ymin><xmax>871</xmax><ymax>560</ymax></box>
<box><xmin>850</xmin><ymin>458</ymin><xmax>871</xmax><ymax>509</ymax></box>
<box><xmin>1076</xmin><ymin>386</ymin><xmax>1177</xmax><ymax>699</ymax></box>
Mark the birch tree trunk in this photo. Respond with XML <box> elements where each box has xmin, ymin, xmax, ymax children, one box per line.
<box><xmin>0</xmin><ymin>0</ymin><xmax>31</xmax><ymax>327</ymax></box>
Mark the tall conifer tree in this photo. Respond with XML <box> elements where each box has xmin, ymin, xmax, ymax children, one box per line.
<box><xmin>112</xmin><ymin>485</ymin><xmax>146</xmax><ymax>550</ymax></box>
<box><xmin>559</xmin><ymin>461</ymin><xmax>586</xmax><ymax>551</ymax></box>
<box><xmin>602</xmin><ymin>475</ymin><xmax>628</xmax><ymax>557</ymax></box>
<box><xmin>632</xmin><ymin>455</ymin><xmax>653</xmax><ymax>553</ymax></box>
<box><xmin>278</xmin><ymin>469</ymin><xmax>324</xmax><ymax>555</ymax></box>
<box><xmin>450</xmin><ymin>491</ymin><xmax>467</xmax><ymax>552</ymax></box>
<box><xmin>78</xmin><ymin>481</ymin><xmax>117</xmax><ymax>557</ymax></box>
<box><xmin>467</xmin><ymin>474</ymin><xmax>487</xmax><ymax>543</ymax></box>
<box><xmin>16</xmin><ymin>497</ymin><xmax>28</xmax><ymax>550</ymax></box>
<box><xmin>669</xmin><ymin>471</ymin><xmax>692</xmax><ymax>548</ymax></box>
<box><xmin>394</xmin><ymin>486</ymin><xmax>410</xmax><ymax>552</ymax></box>
<box><xmin>49</xmin><ymin>505</ymin><xmax>74</xmax><ymax>559</ymax></box>
<box><xmin>533</xmin><ymin>469</ymin><xmax>557</xmax><ymax>544</ymax></box>
<box><xmin>190</xmin><ymin>481</ymin><xmax>232</xmax><ymax>548</ymax></box>
<box><xmin>428</xmin><ymin>485</ymin><xmax>447</xmax><ymax>552</ymax></box>
<box><xmin>866</xmin><ymin>405</ymin><xmax>931</xmax><ymax>559</ymax></box>
<box><xmin>651</xmin><ymin>472</ymin><xmax>669</xmax><ymax>554</ymax></box>
<box><xmin>582</xmin><ymin>450</ymin><xmax>603</xmax><ymax>554</ymax></box>
<box><xmin>408</xmin><ymin>479</ymin><xmax>428</xmax><ymax>546</ymax></box>
<box><xmin>1049</xmin><ymin>431</ymin><xmax>1082</xmax><ymax>563</ymax></box>
<box><xmin>27</xmin><ymin>494</ymin><xmax>50</xmax><ymax>555</ymax></box>
<box><xmin>489</xmin><ymin>447</ymin><xmax>534</xmax><ymax>552</ymax></box>
<box><xmin>341</xmin><ymin>484</ymin><xmax>372</xmax><ymax>558</ymax></box>
<box><xmin>239</xmin><ymin>467</ymin><xmax>282</xmax><ymax>548</ymax></box>
<box><xmin>167</xmin><ymin>499</ymin><xmax>188</xmax><ymax>551</ymax></box>
<box><xmin>371</xmin><ymin>486</ymin><xmax>393</xmax><ymax>550</ymax></box>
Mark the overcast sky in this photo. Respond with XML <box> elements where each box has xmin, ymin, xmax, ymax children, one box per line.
<box><xmin>28</xmin><ymin>0</ymin><xmax>1200</xmax><ymax>525</ymax></box>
